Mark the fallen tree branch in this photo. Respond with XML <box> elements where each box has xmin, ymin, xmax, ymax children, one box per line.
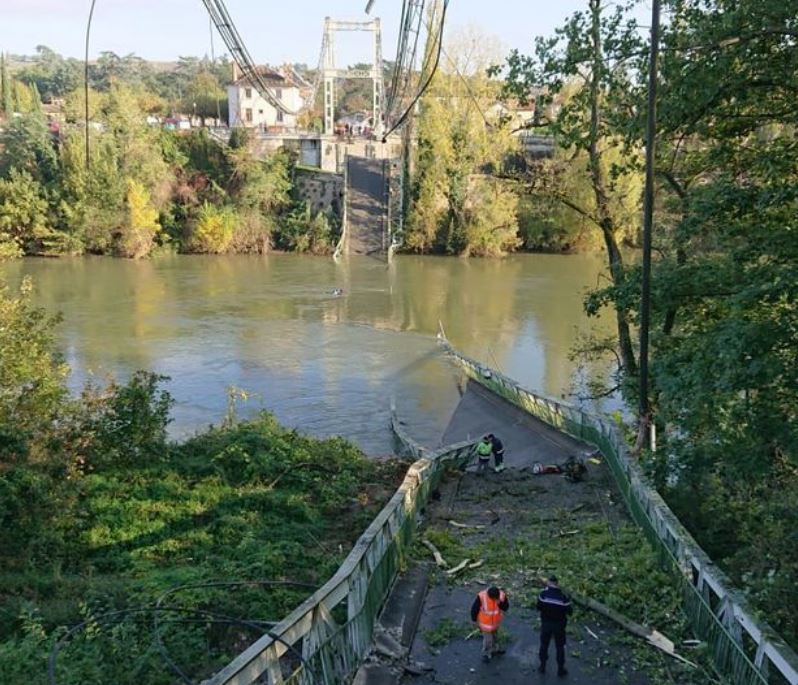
<box><xmin>445</xmin><ymin>558</ymin><xmax>484</xmax><ymax>577</ymax></box>
<box><xmin>571</xmin><ymin>593</ymin><xmax>677</xmax><ymax>654</ymax></box>
<box><xmin>449</xmin><ymin>520</ymin><xmax>486</xmax><ymax>530</ymax></box>
<box><xmin>534</xmin><ymin>577</ymin><xmax>698</xmax><ymax>667</ymax></box>
<box><xmin>445</xmin><ymin>559</ymin><xmax>471</xmax><ymax>576</ymax></box>
<box><xmin>422</xmin><ymin>538</ymin><xmax>448</xmax><ymax>568</ymax></box>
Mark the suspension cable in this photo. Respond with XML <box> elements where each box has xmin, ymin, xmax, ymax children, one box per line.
<box><xmin>383</xmin><ymin>0</ymin><xmax>449</xmax><ymax>140</ymax></box>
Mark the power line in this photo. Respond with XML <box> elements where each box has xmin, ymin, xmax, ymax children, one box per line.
<box><xmin>201</xmin><ymin>0</ymin><xmax>299</xmax><ymax>116</ymax></box>
<box><xmin>383</xmin><ymin>0</ymin><xmax>450</xmax><ymax>140</ymax></box>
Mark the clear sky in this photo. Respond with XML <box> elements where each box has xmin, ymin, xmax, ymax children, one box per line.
<box><xmin>2</xmin><ymin>1</ymin><xmax>653</xmax><ymax>66</ymax></box>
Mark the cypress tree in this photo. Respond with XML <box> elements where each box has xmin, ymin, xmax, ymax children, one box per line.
<box><xmin>31</xmin><ymin>82</ymin><xmax>42</xmax><ymax>113</ymax></box>
<box><xmin>0</xmin><ymin>52</ymin><xmax>12</xmax><ymax>116</ymax></box>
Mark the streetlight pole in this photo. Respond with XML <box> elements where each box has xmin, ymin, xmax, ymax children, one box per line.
<box><xmin>84</xmin><ymin>0</ymin><xmax>98</xmax><ymax>170</ymax></box>
<box><xmin>638</xmin><ymin>0</ymin><xmax>662</xmax><ymax>450</ymax></box>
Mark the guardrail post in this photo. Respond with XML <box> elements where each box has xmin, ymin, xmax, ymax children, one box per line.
<box><xmin>263</xmin><ymin>643</ymin><xmax>284</xmax><ymax>685</ymax></box>
<box><xmin>754</xmin><ymin>641</ymin><xmax>770</xmax><ymax>677</ymax></box>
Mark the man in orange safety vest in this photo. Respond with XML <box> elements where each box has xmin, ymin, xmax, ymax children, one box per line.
<box><xmin>470</xmin><ymin>585</ymin><xmax>510</xmax><ymax>662</ymax></box>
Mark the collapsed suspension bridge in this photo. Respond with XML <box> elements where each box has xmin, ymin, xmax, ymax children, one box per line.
<box><xmin>198</xmin><ymin>0</ymin><xmax>444</xmax><ymax>259</ymax></box>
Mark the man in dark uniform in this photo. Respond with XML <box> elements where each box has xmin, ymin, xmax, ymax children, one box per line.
<box><xmin>536</xmin><ymin>575</ymin><xmax>573</xmax><ymax>676</ymax></box>
<box><xmin>488</xmin><ymin>433</ymin><xmax>505</xmax><ymax>472</ymax></box>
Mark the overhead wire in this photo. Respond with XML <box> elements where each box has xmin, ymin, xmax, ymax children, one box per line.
<box><xmin>385</xmin><ymin>0</ymin><xmax>409</xmax><ymax>115</ymax></box>
<box><xmin>48</xmin><ymin>580</ymin><xmax>320</xmax><ymax>685</ymax></box>
<box><xmin>201</xmin><ymin>0</ymin><xmax>300</xmax><ymax>116</ymax></box>
<box><xmin>387</xmin><ymin>0</ymin><xmax>432</xmax><ymax>122</ymax></box>
<box><xmin>396</xmin><ymin>2</ymin><xmax>426</xmax><ymax>121</ymax></box>
<box><xmin>386</xmin><ymin>1</ymin><xmax>439</xmax><ymax>128</ymax></box>
<box><xmin>386</xmin><ymin>0</ymin><xmax>426</xmax><ymax>124</ymax></box>
<box><xmin>382</xmin><ymin>0</ymin><xmax>450</xmax><ymax>141</ymax></box>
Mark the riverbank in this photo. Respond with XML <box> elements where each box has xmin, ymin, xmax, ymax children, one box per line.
<box><xmin>0</xmin><ymin>412</ymin><xmax>410</xmax><ymax>685</ymax></box>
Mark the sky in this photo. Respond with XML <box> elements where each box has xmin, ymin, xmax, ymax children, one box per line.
<box><xmin>1</xmin><ymin>0</ymin><xmax>654</xmax><ymax>67</ymax></box>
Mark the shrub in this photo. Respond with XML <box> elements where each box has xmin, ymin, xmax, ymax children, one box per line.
<box><xmin>187</xmin><ymin>202</ymin><xmax>237</xmax><ymax>253</ymax></box>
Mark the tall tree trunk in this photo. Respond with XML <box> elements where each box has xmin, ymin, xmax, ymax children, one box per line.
<box><xmin>588</xmin><ymin>0</ymin><xmax>638</xmax><ymax>377</ymax></box>
<box><xmin>660</xmin><ymin>171</ymin><xmax>688</xmax><ymax>336</ymax></box>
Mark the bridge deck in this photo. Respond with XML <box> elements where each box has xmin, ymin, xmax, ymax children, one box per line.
<box><xmin>388</xmin><ymin>381</ymin><xmax>657</xmax><ymax>685</ymax></box>
<box><xmin>346</xmin><ymin>156</ymin><xmax>387</xmax><ymax>256</ymax></box>
<box><xmin>441</xmin><ymin>380</ymin><xmax>588</xmax><ymax>466</ymax></box>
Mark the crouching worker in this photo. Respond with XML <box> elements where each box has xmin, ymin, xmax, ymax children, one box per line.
<box><xmin>471</xmin><ymin>586</ymin><xmax>509</xmax><ymax>662</ymax></box>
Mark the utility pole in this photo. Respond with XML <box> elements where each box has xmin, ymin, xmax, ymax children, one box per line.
<box><xmin>84</xmin><ymin>0</ymin><xmax>98</xmax><ymax>170</ymax></box>
<box><xmin>638</xmin><ymin>0</ymin><xmax>662</xmax><ymax>451</ymax></box>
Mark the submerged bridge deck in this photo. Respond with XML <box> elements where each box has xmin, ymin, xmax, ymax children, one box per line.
<box><xmin>441</xmin><ymin>380</ymin><xmax>588</xmax><ymax>465</ymax></box>
<box><xmin>346</xmin><ymin>156</ymin><xmax>387</xmax><ymax>257</ymax></box>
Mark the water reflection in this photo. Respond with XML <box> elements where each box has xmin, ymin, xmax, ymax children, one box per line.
<box><xmin>1</xmin><ymin>254</ymin><xmax>618</xmax><ymax>454</ymax></box>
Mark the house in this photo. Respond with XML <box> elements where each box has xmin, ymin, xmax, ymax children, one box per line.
<box><xmin>228</xmin><ymin>66</ymin><xmax>303</xmax><ymax>131</ymax></box>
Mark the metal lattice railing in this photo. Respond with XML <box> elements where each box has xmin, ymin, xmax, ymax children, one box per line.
<box><xmin>202</xmin><ymin>404</ymin><xmax>474</xmax><ymax>685</ymax></box>
<box><xmin>442</xmin><ymin>340</ymin><xmax>798</xmax><ymax>685</ymax></box>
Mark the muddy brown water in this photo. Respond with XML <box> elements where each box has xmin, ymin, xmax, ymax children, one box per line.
<box><xmin>1</xmin><ymin>253</ymin><xmax>620</xmax><ymax>454</ymax></box>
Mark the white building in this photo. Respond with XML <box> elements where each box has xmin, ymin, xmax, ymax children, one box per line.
<box><xmin>228</xmin><ymin>67</ymin><xmax>303</xmax><ymax>131</ymax></box>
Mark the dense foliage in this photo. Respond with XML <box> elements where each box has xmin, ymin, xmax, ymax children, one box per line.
<box><xmin>0</xmin><ymin>49</ymin><xmax>340</xmax><ymax>259</ymax></box>
<box><xmin>502</xmin><ymin>0</ymin><xmax>798</xmax><ymax>648</ymax></box>
<box><xmin>0</xmin><ymin>105</ymin><xmax>338</xmax><ymax>258</ymax></box>
<box><xmin>0</xmin><ymin>280</ymin><xmax>404</xmax><ymax>683</ymax></box>
<box><xmin>4</xmin><ymin>47</ymin><xmax>231</xmax><ymax>121</ymax></box>
<box><xmin>407</xmin><ymin>26</ymin><xmax>521</xmax><ymax>256</ymax></box>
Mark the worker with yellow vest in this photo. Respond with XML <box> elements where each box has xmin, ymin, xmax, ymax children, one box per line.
<box><xmin>475</xmin><ymin>435</ymin><xmax>493</xmax><ymax>475</ymax></box>
<box><xmin>470</xmin><ymin>586</ymin><xmax>510</xmax><ymax>662</ymax></box>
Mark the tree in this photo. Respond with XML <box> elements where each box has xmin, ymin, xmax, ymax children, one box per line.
<box><xmin>0</xmin><ymin>114</ymin><xmax>59</xmax><ymax>188</ymax></box>
<box><xmin>557</xmin><ymin>0</ymin><xmax>798</xmax><ymax>645</ymax></box>
<box><xmin>1</xmin><ymin>53</ymin><xmax>12</xmax><ymax>116</ymax></box>
<box><xmin>408</xmin><ymin>25</ymin><xmax>521</xmax><ymax>256</ymax></box>
<box><xmin>183</xmin><ymin>71</ymin><xmax>226</xmax><ymax>123</ymax></box>
<box><xmin>116</xmin><ymin>179</ymin><xmax>161</xmax><ymax>258</ymax></box>
<box><xmin>59</xmin><ymin>130</ymin><xmax>126</xmax><ymax>254</ymax></box>
<box><xmin>0</xmin><ymin>278</ymin><xmax>68</xmax><ymax>461</ymax></box>
<box><xmin>15</xmin><ymin>46</ymin><xmax>81</xmax><ymax>101</ymax></box>
<box><xmin>100</xmin><ymin>84</ymin><xmax>173</xmax><ymax>205</ymax></box>
<box><xmin>0</xmin><ymin>170</ymin><xmax>51</xmax><ymax>257</ymax></box>
<box><xmin>502</xmin><ymin>0</ymin><xmax>646</xmax><ymax>376</ymax></box>
<box><xmin>91</xmin><ymin>51</ymin><xmax>152</xmax><ymax>92</ymax></box>
<box><xmin>188</xmin><ymin>202</ymin><xmax>237</xmax><ymax>253</ymax></box>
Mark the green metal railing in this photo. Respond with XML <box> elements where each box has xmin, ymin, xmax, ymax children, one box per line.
<box><xmin>203</xmin><ymin>406</ymin><xmax>474</xmax><ymax>685</ymax></box>
<box><xmin>204</xmin><ymin>342</ymin><xmax>797</xmax><ymax>685</ymax></box>
<box><xmin>444</xmin><ymin>341</ymin><xmax>798</xmax><ymax>685</ymax></box>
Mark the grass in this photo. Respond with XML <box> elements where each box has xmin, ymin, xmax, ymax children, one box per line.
<box><xmin>0</xmin><ymin>413</ymin><xmax>409</xmax><ymax>685</ymax></box>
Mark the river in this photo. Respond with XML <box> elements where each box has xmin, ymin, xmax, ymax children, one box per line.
<box><xmin>1</xmin><ymin>254</ymin><xmax>620</xmax><ymax>455</ymax></box>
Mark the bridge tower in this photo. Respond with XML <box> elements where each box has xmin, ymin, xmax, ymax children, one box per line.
<box><xmin>321</xmin><ymin>17</ymin><xmax>383</xmax><ymax>138</ymax></box>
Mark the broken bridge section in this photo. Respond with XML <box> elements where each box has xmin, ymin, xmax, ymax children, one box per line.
<box><xmin>441</xmin><ymin>379</ymin><xmax>590</xmax><ymax>466</ymax></box>
<box><xmin>346</xmin><ymin>156</ymin><xmax>388</xmax><ymax>257</ymax></box>
<box><xmin>355</xmin><ymin>381</ymin><xmax>697</xmax><ymax>685</ymax></box>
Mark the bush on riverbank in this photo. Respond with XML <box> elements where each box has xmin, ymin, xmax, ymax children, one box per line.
<box><xmin>0</xmin><ymin>93</ymin><xmax>340</xmax><ymax>259</ymax></box>
<box><xmin>0</xmin><ymin>278</ymin><xmax>407</xmax><ymax>683</ymax></box>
